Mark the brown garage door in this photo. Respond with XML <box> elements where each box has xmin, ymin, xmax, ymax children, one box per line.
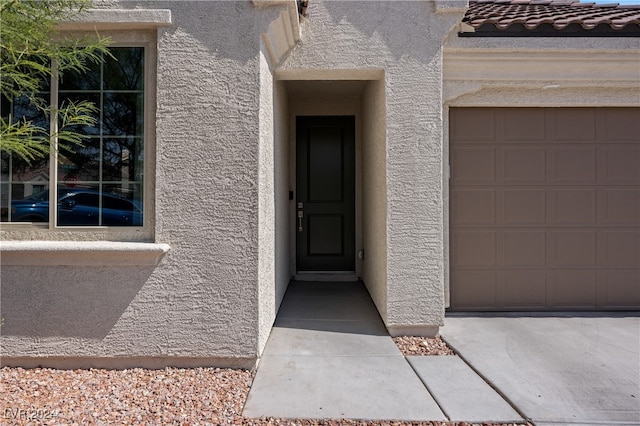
<box><xmin>450</xmin><ymin>107</ymin><xmax>640</xmax><ymax>311</ymax></box>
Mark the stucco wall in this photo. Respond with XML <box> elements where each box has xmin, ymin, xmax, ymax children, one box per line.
<box><xmin>1</xmin><ymin>1</ymin><xmax>295</xmax><ymax>368</ymax></box>
<box><xmin>273</xmin><ymin>80</ymin><xmax>290</xmax><ymax>325</ymax></box>
<box><xmin>257</xmin><ymin>40</ymin><xmax>294</xmax><ymax>354</ymax></box>
<box><xmin>279</xmin><ymin>1</ymin><xmax>462</xmax><ymax>334</ymax></box>
<box><xmin>258</xmin><ymin>44</ymin><xmax>276</xmax><ymax>354</ymax></box>
<box><xmin>361</xmin><ymin>79</ymin><xmax>388</xmax><ymax>321</ymax></box>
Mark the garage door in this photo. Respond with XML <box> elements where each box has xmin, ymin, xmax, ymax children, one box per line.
<box><xmin>450</xmin><ymin>107</ymin><xmax>640</xmax><ymax>311</ymax></box>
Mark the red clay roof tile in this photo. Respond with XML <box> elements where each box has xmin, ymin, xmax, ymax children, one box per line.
<box><xmin>463</xmin><ymin>0</ymin><xmax>640</xmax><ymax>35</ymax></box>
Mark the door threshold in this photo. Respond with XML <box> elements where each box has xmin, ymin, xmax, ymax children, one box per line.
<box><xmin>294</xmin><ymin>272</ymin><xmax>359</xmax><ymax>282</ymax></box>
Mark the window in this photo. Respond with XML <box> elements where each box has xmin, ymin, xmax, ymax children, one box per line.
<box><xmin>1</xmin><ymin>47</ymin><xmax>145</xmax><ymax>228</ymax></box>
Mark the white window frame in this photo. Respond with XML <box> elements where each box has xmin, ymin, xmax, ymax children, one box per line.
<box><xmin>1</xmin><ymin>31</ymin><xmax>157</xmax><ymax>242</ymax></box>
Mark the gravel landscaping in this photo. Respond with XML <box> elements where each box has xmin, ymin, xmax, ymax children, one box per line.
<box><xmin>0</xmin><ymin>365</ymin><xmax>532</xmax><ymax>426</ymax></box>
<box><xmin>392</xmin><ymin>336</ymin><xmax>455</xmax><ymax>356</ymax></box>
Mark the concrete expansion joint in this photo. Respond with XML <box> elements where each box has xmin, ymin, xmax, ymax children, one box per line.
<box><xmin>439</xmin><ymin>336</ymin><xmax>531</xmax><ymax>423</ymax></box>
<box><xmin>404</xmin><ymin>357</ymin><xmax>452</xmax><ymax>421</ymax></box>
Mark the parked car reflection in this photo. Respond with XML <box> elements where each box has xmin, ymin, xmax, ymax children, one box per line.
<box><xmin>11</xmin><ymin>188</ymin><xmax>142</xmax><ymax>226</ymax></box>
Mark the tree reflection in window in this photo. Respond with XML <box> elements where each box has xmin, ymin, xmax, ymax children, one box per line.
<box><xmin>57</xmin><ymin>47</ymin><xmax>144</xmax><ymax>226</ymax></box>
<box><xmin>2</xmin><ymin>47</ymin><xmax>145</xmax><ymax>226</ymax></box>
<box><xmin>1</xmin><ymin>86</ymin><xmax>50</xmax><ymax>222</ymax></box>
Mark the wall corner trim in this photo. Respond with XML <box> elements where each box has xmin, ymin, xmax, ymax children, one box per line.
<box><xmin>57</xmin><ymin>9</ymin><xmax>172</xmax><ymax>31</ymax></box>
<box><xmin>0</xmin><ymin>241</ymin><xmax>171</xmax><ymax>266</ymax></box>
<box><xmin>261</xmin><ymin>0</ymin><xmax>301</xmax><ymax>68</ymax></box>
<box><xmin>444</xmin><ymin>48</ymin><xmax>640</xmax><ymax>83</ymax></box>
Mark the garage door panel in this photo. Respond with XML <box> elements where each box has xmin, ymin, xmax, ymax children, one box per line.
<box><xmin>503</xmin><ymin>108</ymin><xmax>546</xmax><ymax>141</ymax></box>
<box><xmin>599</xmin><ymin>147</ymin><xmax>640</xmax><ymax>184</ymax></box>
<box><xmin>597</xmin><ymin>230</ymin><xmax>640</xmax><ymax>267</ymax></box>
<box><xmin>598</xmin><ymin>270</ymin><xmax>640</xmax><ymax>309</ymax></box>
<box><xmin>604</xmin><ymin>109</ymin><xmax>640</xmax><ymax>142</ymax></box>
<box><xmin>452</xmin><ymin>231</ymin><xmax>496</xmax><ymax>267</ymax></box>
<box><xmin>451</xmin><ymin>271</ymin><xmax>497</xmax><ymax>309</ymax></box>
<box><xmin>549</xmin><ymin>189</ymin><xmax>597</xmax><ymax>226</ymax></box>
<box><xmin>452</xmin><ymin>147</ymin><xmax>497</xmax><ymax>183</ymax></box>
<box><xmin>550</xmin><ymin>147</ymin><xmax>597</xmax><ymax>184</ymax></box>
<box><xmin>450</xmin><ymin>107</ymin><xmax>639</xmax><ymax>311</ymax></box>
<box><xmin>598</xmin><ymin>189</ymin><xmax>640</xmax><ymax>226</ymax></box>
<box><xmin>502</xmin><ymin>270</ymin><xmax>547</xmax><ymax>309</ymax></box>
<box><xmin>550</xmin><ymin>270</ymin><xmax>597</xmax><ymax>309</ymax></box>
<box><xmin>502</xmin><ymin>231</ymin><xmax>546</xmax><ymax>267</ymax></box>
<box><xmin>504</xmin><ymin>147</ymin><xmax>546</xmax><ymax>183</ymax></box>
<box><xmin>451</xmin><ymin>109</ymin><xmax>496</xmax><ymax>142</ymax></box>
<box><xmin>552</xmin><ymin>108</ymin><xmax>597</xmax><ymax>142</ymax></box>
<box><xmin>503</xmin><ymin>189</ymin><xmax>546</xmax><ymax>225</ymax></box>
<box><xmin>550</xmin><ymin>230</ymin><xmax>597</xmax><ymax>267</ymax></box>
<box><xmin>451</xmin><ymin>189</ymin><xmax>496</xmax><ymax>225</ymax></box>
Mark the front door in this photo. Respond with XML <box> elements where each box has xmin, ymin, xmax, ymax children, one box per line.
<box><xmin>296</xmin><ymin>116</ymin><xmax>355</xmax><ymax>272</ymax></box>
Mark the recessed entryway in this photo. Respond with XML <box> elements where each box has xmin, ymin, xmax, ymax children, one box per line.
<box><xmin>271</xmin><ymin>72</ymin><xmax>388</xmax><ymax>331</ymax></box>
<box><xmin>277</xmin><ymin>74</ymin><xmax>387</xmax><ymax>291</ymax></box>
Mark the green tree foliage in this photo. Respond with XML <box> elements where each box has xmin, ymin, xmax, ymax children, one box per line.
<box><xmin>0</xmin><ymin>0</ymin><xmax>110</xmax><ymax>163</ymax></box>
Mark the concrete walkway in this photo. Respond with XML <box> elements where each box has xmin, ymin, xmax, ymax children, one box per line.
<box><xmin>440</xmin><ymin>314</ymin><xmax>640</xmax><ymax>426</ymax></box>
<box><xmin>243</xmin><ymin>281</ymin><xmax>522</xmax><ymax>423</ymax></box>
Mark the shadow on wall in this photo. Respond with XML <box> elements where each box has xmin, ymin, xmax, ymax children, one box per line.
<box><xmin>321</xmin><ymin>1</ymin><xmax>449</xmax><ymax>63</ymax></box>
<box><xmin>1</xmin><ymin>266</ymin><xmax>154</xmax><ymax>339</ymax></box>
<box><xmin>152</xmin><ymin>0</ymin><xmax>277</xmax><ymax>64</ymax></box>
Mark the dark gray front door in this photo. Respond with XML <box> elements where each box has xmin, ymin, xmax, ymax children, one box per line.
<box><xmin>296</xmin><ymin>116</ymin><xmax>355</xmax><ymax>272</ymax></box>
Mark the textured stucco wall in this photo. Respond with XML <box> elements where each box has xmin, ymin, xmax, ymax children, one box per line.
<box><xmin>279</xmin><ymin>1</ymin><xmax>463</xmax><ymax>333</ymax></box>
<box><xmin>257</xmin><ymin>36</ymin><xmax>293</xmax><ymax>354</ymax></box>
<box><xmin>258</xmin><ymin>44</ymin><xmax>276</xmax><ymax>354</ymax></box>
<box><xmin>1</xmin><ymin>1</ymin><xmax>294</xmax><ymax>367</ymax></box>
<box><xmin>273</xmin><ymin>80</ymin><xmax>290</xmax><ymax>322</ymax></box>
<box><xmin>361</xmin><ymin>79</ymin><xmax>388</xmax><ymax>321</ymax></box>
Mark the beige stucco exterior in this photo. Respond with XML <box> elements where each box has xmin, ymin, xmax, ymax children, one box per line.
<box><xmin>1</xmin><ymin>0</ymin><xmax>638</xmax><ymax>368</ymax></box>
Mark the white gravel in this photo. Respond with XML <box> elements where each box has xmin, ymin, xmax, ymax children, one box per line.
<box><xmin>1</xmin><ymin>366</ymin><xmax>530</xmax><ymax>426</ymax></box>
<box><xmin>392</xmin><ymin>336</ymin><xmax>455</xmax><ymax>356</ymax></box>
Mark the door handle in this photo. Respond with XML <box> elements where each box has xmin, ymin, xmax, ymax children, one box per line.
<box><xmin>298</xmin><ymin>210</ymin><xmax>303</xmax><ymax>232</ymax></box>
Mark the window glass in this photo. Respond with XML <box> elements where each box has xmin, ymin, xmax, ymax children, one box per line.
<box><xmin>58</xmin><ymin>92</ymin><xmax>101</xmax><ymax>136</ymax></box>
<box><xmin>102</xmin><ymin>137</ymin><xmax>143</xmax><ymax>182</ymax></box>
<box><xmin>0</xmin><ymin>83</ymin><xmax>51</xmax><ymax>222</ymax></box>
<box><xmin>103</xmin><ymin>93</ymin><xmax>143</xmax><ymax>136</ymax></box>
<box><xmin>1</xmin><ymin>47</ymin><xmax>144</xmax><ymax>227</ymax></box>
<box><xmin>1</xmin><ymin>152</ymin><xmax>50</xmax><ymax>223</ymax></box>
<box><xmin>73</xmin><ymin>192</ymin><xmax>100</xmax><ymax>207</ymax></box>
<box><xmin>13</xmin><ymin>94</ymin><xmax>50</xmax><ymax>131</ymax></box>
<box><xmin>59</xmin><ymin>59</ymin><xmax>101</xmax><ymax>91</ymax></box>
<box><xmin>57</xmin><ymin>185</ymin><xmax>100</xmax><ymax>226</ymax></box>
<box><xmin>103</xmin><ymin>48</ymin><xmax>144</xmax><ymax>91</ymax></box>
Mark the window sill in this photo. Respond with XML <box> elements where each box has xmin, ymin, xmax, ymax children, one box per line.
<box><xmin>0</xmin><ymin>241</ymin><xmax>170</xmax><ymax>266</ymax></box>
